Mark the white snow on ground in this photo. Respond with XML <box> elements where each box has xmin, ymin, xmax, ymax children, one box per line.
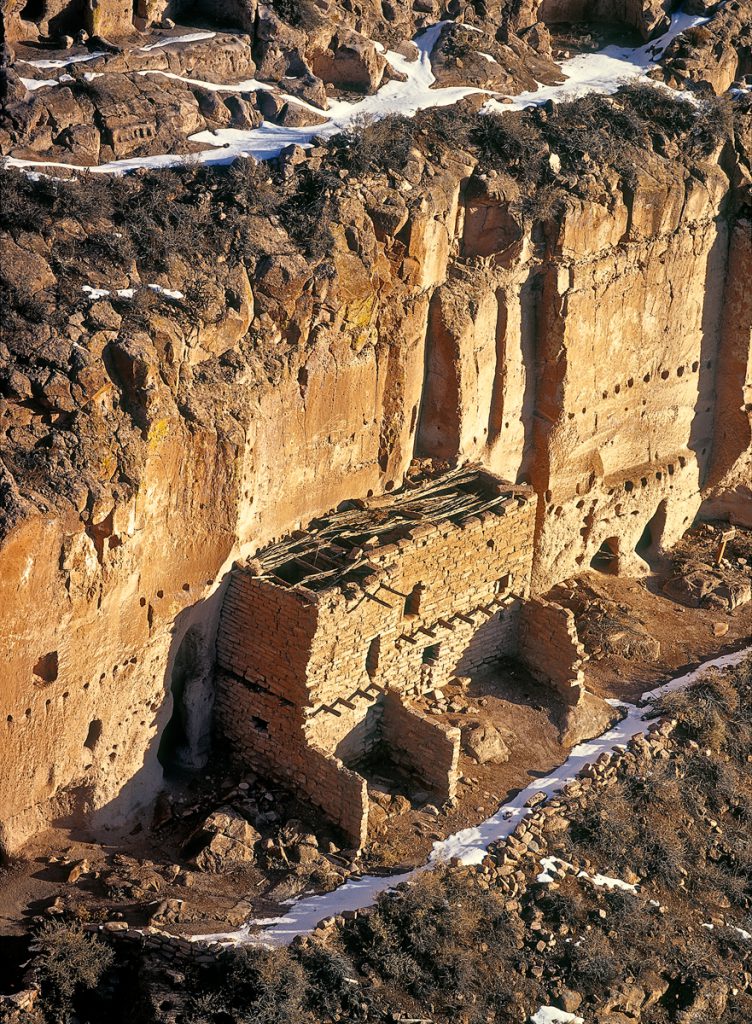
<box><xmin>138</xmin><ymin>70</ymin><xmax>269</xmax><ymax>94</ymax></box>
<box><xmin>17</xmin><ymin>51</ymin><xmax>107</xmax><ymax>69</ymax></box>
<box><xmin>536</xmin><ymin>851</ymin><xmax>635</xmax><ymax>892</ymax></box>
<box><xmin>535</xmin><ymin>856</ymin><xmax>639</xmax><ymax>893</ymax></box>
<box><xmin>485</xmin><ymin>10</ymin><xmax>706</xmax><ymax>113</ymax></box>
<box><xmin>531</xmin><ymin>1007</ymin><xmax>584</xmax><ymax>1024</ymax></box>
<box><xmin>82</xmin><ymin>284</ymin><xmax>184</xmax><ymax>300</ymax></box>
<box><xmin>5</xmin><ymin>11</ymin><xmax>711</xmax><ymax>176</ymax></box>
<box><xmin>702</xmin><ymin>922</ymin><xmax>752</xmax><ymax>939</ymax></box>
<box><xmin>189</xmin><ymin>645</ymin><xmax>750</xmax><ymax>947</ymax></box>
<box><xmin>139</xmin><ymin>30</ymin><xmax>217</xmax><ymax>52</ymax></box>
<box><xmin>19</xmin><ymin>77</ymin><xmax>58</xmax><ymax>91</ymax></box>
<box><xmin>580</xmin><ymin>870</ymin><xmax>638</xmax><ymax>893</ymax></box>
<box><xmin>536</xmin><ymin>855</ymin><xmax>571</xmax><ymax>883</ymax></box>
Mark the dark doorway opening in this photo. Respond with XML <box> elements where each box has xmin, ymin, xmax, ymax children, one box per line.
<box><xmin>422</xmin><ymin>643</ymin><xmax>441</xmax><ymax>665</ymax></box>
<box><xmin>635</xmin><ymin>500</ymin><xmax>668</xmax><ymax>564</ymax></box>
<box><xmin>404</xmin><ymin>583</ymin><xmax>423</xmax><ymax>618</ymax></box>
<box><xmin>590</xmin><ymin>537</ymin><xmax>620</xmax><ymax>575</ymax></box>
<box><xmin>84</xmin><ymin>719</ymin><xmax>103</xmax><ymax>751</ymax></box>
<box><xmin>366</xmin><ymin>636</ymin><xmax>381</xmax><ymax>678</ymax></box>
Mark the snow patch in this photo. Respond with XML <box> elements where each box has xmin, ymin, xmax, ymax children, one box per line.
<box><xmin>138</xmin><ymin>70</ymin><xmax>269</xmax><ymax>94</ymax></box>
<box><xmin>580</xmin><ymin>870</ymin><xmax>638</xmax><ymax>893</ymax></box>
<box><xmin>18</xmin><ymin>51</ymin><xmax>107</xmax><ymax>69</ymax></box>
<box><xmin>140</xmin><ymin>31</ymin><xmax>216</xmax><ymax>52</ymax></box>
<box><xmin>531</xmin><ymin>1007</ymin><xmax>584</xmax><ymax>1024</ymax></box>
<box><xmin>20</xmin><ymin>77</ymin><xmax>58</xmax><ymax>91</ymax></box>
<box><xmin>82</xmin><ymin>284</ymin><xmax>184</xmax><ymax>300</ymax></box>
<box><xmin>485</xmin><ymin>11</ymin><xmax>707</xmax><ymax>114</ymax></box>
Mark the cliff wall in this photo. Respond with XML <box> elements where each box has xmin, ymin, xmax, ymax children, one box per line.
<box><xmin>0</xmin><ymin>88</ymin><xmax>750</xmax><ymax>855</ymax></box>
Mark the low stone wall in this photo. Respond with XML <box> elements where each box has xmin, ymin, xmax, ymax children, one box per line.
<box><xmin>301</xmin><ymin>744</ymin><xmax>369</xmax><ymax>850</ymax></box>
<box><xmin>214</xmin><ymin>670</ymin><xmax>367</xmax><ymax>847</ymax></box>
<box><xmin>454</xmin><ymin>718</ymin><xmax>679</xmax><ymax>905</ymax></box>
<box><xmin>88</xmin><ymin>703</ymin><xmax>680</xmax><ymax>965</ymax></box>
<box><xmin>382</xmin><ymin>689</ymin><xmax>461</xmax><ymax>802</ymax></box>
<box><xmin>518</xmin><ymin>597</ymin><xmax>587</xmax><ymax>705</ymax></box>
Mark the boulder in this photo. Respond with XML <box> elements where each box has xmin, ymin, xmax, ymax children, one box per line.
<box><xmin>66</xmin><ymin>857</ymin><xmax>90</xmax><ymax>883</ymax></box>
<box><xmin>225</xmin><ymin>94</ymin><xmax>262</xmax><ymax>130</ymax></box>
<box><xmin>312</xmin><ymin>30</ymin><xmax>388</xmax><ymax>94</ymax></box>
<box><xmin>189</xmin><ymin>807</ymin><xmax>260</xmax><ymax>872</ymax></box>
<box><xmin>291</xmin><ymin>837</ymin><xmax>319</xmax><ymax>864</ymax></box>
<box><xmin>560</xmin><ymin>691</ymin><xmax>620</xmax><ymax>748</ymax></box>
<box><xmin>519</xmin><ymin>21</ymin><xmax>551</xmax><ymax>56</ymax></box>
<box><xmin>85</xmin><ymin>0</ymin><xmax>134</xmax><ymax>40</ymax></box>
<box><xmin>462</xmin><ymin>722</ymin><xmax>510</xmax><ymax>764</ymax></box>
<box><xmin>253</xmin><ymin>6</ymin><xmax>308</xmax><ymax>80</ymax></box>
<box><xmin>283</xmin><ymin>72</ymin><xmax>329</xmax><ymax>110</ymax></box>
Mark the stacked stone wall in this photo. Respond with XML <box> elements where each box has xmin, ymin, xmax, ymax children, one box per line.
<box><xmin>216</xmin><ymin>572</ymin><xmax>318</xmax><ymax>703</ymax></box>
<box><xmin>382</xmin><ymin>690</ymin><xmax>460</xmax><ymax>802</ymax></box>
<box><xmin>214</xmin><ymin>671</ymin><xmax>367</xmax><ymax>845</ymax></box>
<box><xmin>518</xmin><ymin>597</ymin><xmax>587</xmax><ymax>704</ymax></box>
<box><xmin>214</xmin><ymin>486</ymin><xmax>536</xmax><ymax>841</ymax></box>
<box><xmin>304</xmin><ymin>495</ymin><xmax>537</xmax><ymax>756</ymax></box>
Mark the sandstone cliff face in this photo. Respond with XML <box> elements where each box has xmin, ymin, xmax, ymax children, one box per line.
<box><xmin>1</xmin><ymin>7</ymin><xmax>751</xmax><ymax>856</ymax></box>
<box><xmin>4</xmin><ymin>133</ymin><xmax>750</xmax><ymax>854</ymax></box>
<box><xmin>416</xmin><ymin>149</ymin><xmax>746</xmax><ymax>586</ymax></box>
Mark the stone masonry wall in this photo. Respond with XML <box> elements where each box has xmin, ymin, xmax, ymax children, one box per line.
<box><xmin>304</xmin><ymin>493</ymin><xmax>537</xmax><ymax>759</ymax></box>
<box><xmin>214</xmin><ymin>671</ymin><xmax>368</xmax><ymax>846</ymax></box>
<box><xmin>518</xmin><ymin>597</ymin><xmax>587</xmax><ymax>705</ymax></box>
<box><xmin>381</xmin><ymin>689</ymin><xmax>460</xmax><ymax>802</ymax></box>
<box><xmin>214</xmin><ymin>577</ymin><xmax>371</xmax><ymax>845</ymax></box>
<box><xmin>216</xmin><ymin>573</ymin><xmax>319</xmax><ymax>705</ymax></box>
<box><xmin>213</xmin><ymin>483</ymin><xmax>535</xmax><ymax>840</ymax></box>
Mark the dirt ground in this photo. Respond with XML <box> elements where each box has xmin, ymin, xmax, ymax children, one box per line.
<box><xmin>0</xmin><ymin>526</ymin><xmax>749</xmax><ymax>941</ymax></box>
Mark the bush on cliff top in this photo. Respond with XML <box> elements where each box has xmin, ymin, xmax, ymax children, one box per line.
<box><xmin>0</xmin><ymin>82</ymin><xmax>741</xmax><ymax>353</ymax></box>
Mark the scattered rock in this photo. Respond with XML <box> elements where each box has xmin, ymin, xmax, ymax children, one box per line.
<box><xmin>462</xmin><ymin>722</ymin><xmax>510</xmax><ymax>764</ymax></box>
<box><xmin>560</xmin><ymin>691</ymin><xmax>621</xmax><ymax>748</ymax></box>
<box><xmin>67</xmin><ymin>858</ymin><xmax>90</xmax><ymax>883</ymax></box>
<box><xmin>188</xmin><ymin>807</ymin><xmax>260</xmax><ymax>872</ymax></box>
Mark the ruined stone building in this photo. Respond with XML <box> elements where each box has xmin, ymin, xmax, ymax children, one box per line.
<box><xmin>1</xmin><ymin>4</ymin><xmax>750</xmax><ymax>857</ymax></box>
<box><xmin>215</xmin><ymin>469</ymin><xmax>537</xmax><ymax>845</ymax></box>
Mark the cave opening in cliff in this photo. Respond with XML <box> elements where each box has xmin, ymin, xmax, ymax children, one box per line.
<box><xmin>635</xmin><ymin>500</ymin><xmax>668</xmax><ymax>564</ymax></box>
<box><xmin>20</xmin><ymin>0</ymin><xmax>44</xmax><ymax>20</ymax></box>
<box><xmin>32</xmin><ymin>651</ymin><xmax>58</xmax><ymax>686</ymax></box>
<box><xmin>590</xmin><ymin>537</ymin><xmax>620</xmax><ymax>575</ymax></box>
<box><xmin>158</xmin><ymin>629</ymin><xmax>201</xmax><ymax>778</ymax></box>
<box><xmin>84</xmin><ymin>719</ymin><xmax>103</xmax><ymax>751</ymax></box>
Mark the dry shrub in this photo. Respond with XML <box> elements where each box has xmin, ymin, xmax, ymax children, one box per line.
<box><xmin>562</xmin><ymin>929</ymin><xmax>620</xmax><ymax>989</ymax></box>
<box><xmin>330</xmin><ymin>113</ymin><xmax>418</xmax><ymax>175</ymax></box>
<box><xmin>33</xmin><ymin>921</ymin><xmax>114</xmax><ymax>1024</ymax></box>
<box><xmin>658</xmin><ymin>671</ymin><xmax>740</xmax><ymax>750</ymax></box>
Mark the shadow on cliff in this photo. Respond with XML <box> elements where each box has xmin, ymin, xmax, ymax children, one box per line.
<box><xmin>83</xmin><ymin>567</ymin><xmax>237</xmax><ymax>844</ymax></box>
<box><xmin>688</xmin><ymin>211</ymin><xmax>729</xmax><ymax>491</ymax></box>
